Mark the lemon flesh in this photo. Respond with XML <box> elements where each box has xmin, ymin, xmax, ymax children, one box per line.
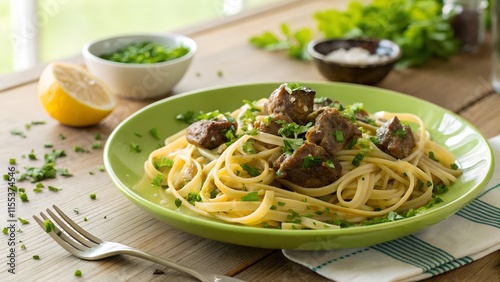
<box><xmin>38</xmin><ymin>62</ymin><xmax>115</xmax><ymax>127</ymax></box>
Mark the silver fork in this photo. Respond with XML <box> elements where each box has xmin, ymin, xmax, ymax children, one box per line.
<box><xmin>33</xmin><ymin>205</ymin><xmax>244</xmax><ymax>282</ymax></box>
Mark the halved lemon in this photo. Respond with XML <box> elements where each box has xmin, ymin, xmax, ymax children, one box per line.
<box><xmin>38</xmin><ymin>62</ymin><xmax>116</xmax><ymax>127</ymax></box>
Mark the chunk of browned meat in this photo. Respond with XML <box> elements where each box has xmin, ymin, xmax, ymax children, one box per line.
<box><xmin>305</xmin><ymin>108</ymin><xmax>362</xmax><ymax>156</ymax></box>
<box><xmin>186</xmin><ymin>120</ymin><xmax>233</xmax><ymax>149</ymax></box>
<box><xmin>274</xmin><ymin>142</ymin><xmax>342</xmax><ymax>188</ymax></box>
<box><xmin>266</xmin><ymin>83</ymin><xmax>315</xmax><ymax>125</ymax></box>
<box><xmin>376</xmin><ymin>116</ymin><xmax>416</xmax><ymax>159</ymax></box>
<box><xmin>254</xmin><ymin>113</ymin><xmax>294</xmax><ymax>136</ymax></box>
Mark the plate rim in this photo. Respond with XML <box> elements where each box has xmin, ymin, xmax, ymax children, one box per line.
<box><xmin>103</xmin><ymin>81</ymin><xmax>495</xmax><ymax>248</ymax></box>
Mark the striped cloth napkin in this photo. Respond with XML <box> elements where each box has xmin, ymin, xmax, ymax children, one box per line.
<box><xmin>283</xmin><ymin>136</ymin><xmax>500</xmax><ymax>282</ymax></box>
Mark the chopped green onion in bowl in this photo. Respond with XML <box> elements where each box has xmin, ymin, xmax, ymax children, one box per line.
<box><xmin>99</xmin><ymin>41</ymin><xmax>189</xmax><ymax>64</ymax></box>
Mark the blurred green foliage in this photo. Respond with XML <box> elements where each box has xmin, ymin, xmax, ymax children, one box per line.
<box><xmin>250</xmin><ymin>0</ymin><xmax>492</xmax><ymax>68</ymax></box>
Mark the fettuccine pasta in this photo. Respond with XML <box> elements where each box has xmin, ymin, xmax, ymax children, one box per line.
<box><xmin>144</xmin><ymin>84</ymin><xmax>462</xmax><ymax>230</ymax></box>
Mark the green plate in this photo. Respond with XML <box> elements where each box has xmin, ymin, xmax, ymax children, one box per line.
<box><xmin>104</xmin><ymin>82</ymin><xmax>494</xmax><ymax>250</ymax></box>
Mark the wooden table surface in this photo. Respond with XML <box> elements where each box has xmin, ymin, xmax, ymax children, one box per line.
<box><xmin>1</xmin><ymin>1</ymin><xmax>499</xmax><ymax>281</ymax></box>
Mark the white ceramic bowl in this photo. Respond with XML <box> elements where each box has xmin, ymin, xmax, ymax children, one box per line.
<box><xmin>82</xmin><ymin>33</ymin><xmax>196</xmax><ymax>100</ymax></box>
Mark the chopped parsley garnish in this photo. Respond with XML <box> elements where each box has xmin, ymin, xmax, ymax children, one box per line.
<box><xmin>154</xmin><ymin>158</ymin><xmax>174</xmax><ymax>169</ymax></box>
<box><xmin>44</xmin><ymin>149</ymin><xmax>66</xmax><ymax>163</ymax></box>
<box><xmin>151</xmin><ymin>174</ymin><xmax>164</xmax><ymax>186</ymax></box>
<box><xmin>58</xmin><ymin>133</ymin><xmax>66</xmax><ymax>140</ymax></box>
<box><xmin>91</xmin><ymin>141</ymin><xmax>102</xmax><ymax>150</ymax></box>
<box><xmin>313</xmin><ymin>96</ymin><xmax>329</xmax><ymax>104</ymax></box>
<box><xmin>176</xmin><ymin>110</ymin><xmax>235</xmax><ymax>125</ymax></box>
<box><xmin>89</xmin><ymin>193</ymin><xmax>96</xmax><ymax>200</ymax></box>
<box><xmin>33</xmin><ymin>187</ymin><xmax>43</xmax><ymax>193</ymax></box>
<box><xmin>57</xmin><ymin>168</ymin><xmax>72</xmax><ymax>177</ymax></box>
<box><xmin>277</xmin><ymin>121</ymin><xmax>312</xmax><ymax>138</ymax></box>
<box><xmin>242</xmin><ymin>139</ymin><xmax>256</xmax><ymax>154</ymax></box>
<box><xmin>342</xmin><ymin>103</ymin><xmax>364</xmax><ymax>121</ymax></box>
<box><xmin>450</xmin><ymin>163</ymin><xmax>459</xmax><ymax>170</ymax></box>
<box><xmin>284</xmin><ymin>83</ymin><xmax>304</xmax><ymax>94</ymax></box>
<box><xmin>43</xmin><ymin>219</ymin><xmax>56</xmax><ymax>233</ymax></box>
<box><xmin>241</xmin><ymin>164</ymin><xmax>260</xmax><ymax>177</ymax></box>
<box><xmin>325</xmin><ymin>159</ymin><xmax>336</xmax><ymax>169</ymax></box>
<box><xmin>243</xmin><ymin>99</ymin><xmax>260</xmax><ymax>112</ymax></box>
<box><xmin>241</xmin><ymin>191</ymin><xmax>260</xmax><ymax>201</ymax></box>
<box><xmin>197</xmin><ymin>110</ymin><xmax>222</xmax><ymax>121</ymax></box>
<box><xmin>75</xmin><ymin>270</ymin><xmax>82</xmax><ymax>277</ymax></box>
<box><xmin>286</xmin><ymin>209</ymin><xmax>301</xmax><ymax>222</ymax></box>
<box><xmin>301</xmin><ymin>155</ymin><xmax>321</xmax><ymax>168</ymax></box>
<box><xmin>176</xmin><ymin>111</ymin><xmax>197</xmax><ymax>124</ymax></box>
<box><xmin>174</xmin><ymin>198</ymin><xmax>182</xmax><ymax>208</ymax></box>
<box><xmin>33</xmin><ymin>255</ymin><xmax>40</xmax><ymax>260</ymax></box>
<box><xmin>9</xmin><ymin>158</ymin><xmax>16</xmax><ymax>165</ymax></box>
<box><xmin>187</xmin><ymin>192</ymin><xmax>202</xmax><ymax>205</ymax></box>
<box><xmin>130</xmin><ymin>142</ymin><xmax>142</xmax><ymax>153</ymax></box>
<box><xmin>347</xmin><ymin>138</ymin><xmax>358</xmax><ymax>149</ymax></box>
<box><xmin>48</xmin><ymin>185</ymin><xmax>62</xmax><ymax>192</ymax></box>
<box><xmin>73</xmin><ymin>146</ymin><xmax>88</xmax><ymax>153</ymax></box>
<box><xmin>18</xmin><ymin>217</ymin><xmax>29</xmax><ymax>225</ymax></box>
<box><xmin>210</xmin><ymin>190</ymin><xmax>219</xmax><ymax>199</ymax></box>
<box><xmin>334</xmin><ymin>130</ymin><xmax>344</xmax><ymax>142</ymax></box>
<box><xmin>352</xmin><ymin>153</ymin><xmax>364</xmax><ymax>166</ymax></box>
<box><xmin>433</xmin><ymin>183</ymin><xmax>448</xmax><ymax>194</ymax></box>
<box><xmin>149</xmin><ymin>127</ymin><xmax>160</xmax><ymax>140</ymax></box>
<box><xmin>19</xmin><ymin>192</ymin><xmax>29</xmax><ymax>202</ymax></box>
<box><xmin>369</xmin><ymin>136</ymin><xmax>379</xmax><ymax>144</ymax></box>
<box><xmin>10</xmin><ymin>130</ymin><xmax>26</xmax><ymax>138</ymax></box>
<box><xmin>428</xmin><ymin>151</ymin><xmax>439</xmax><ymax>162</ymax></box>
<box><xmin>94</xmin><ymin>132</ymin><xmax>103</xmax><ymax>140</ymax></box>
<box><xmin>282</xmin><ymin>138</ymin><xmax>303</xmax><ymax>155</ymax></box>
<box><xmin>394</xmin><ymin>128</ymin><xmax>407</xmax><ymax>138</ymax></box>
<box><xmin>262</xmin><ymin>115</ymin><xmax>272</xmax><ymax>125</ymax></box>
<box><xmin>28</xmin><ymin>149</ymin><xmax>37</xmax><ymax>160</ymax></box>
<box><xmin>223</xmin><ymin>127</ymin><xmax>238</xmax><ymax>145</ymax></box>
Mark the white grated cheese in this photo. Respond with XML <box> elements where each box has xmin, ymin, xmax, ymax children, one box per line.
<box><xmin>325</xmin><ymin>47</ymin><xmax>390</xmax><ymax>65</ymax></box>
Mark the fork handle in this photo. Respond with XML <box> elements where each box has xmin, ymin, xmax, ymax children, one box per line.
<box><xmin>120</xmin><ymin>247</ymin><xmax>209</xmax><ymax>282</ymax></box>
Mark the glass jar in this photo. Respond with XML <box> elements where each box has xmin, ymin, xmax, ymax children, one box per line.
<box><xmin>493</xmin><ymin>0</ymin><xmax>500</xmax><ymax>92</ymax></box>
<box><xmin>442</xmin><ymin>0</ymin><xmax>488</xmax><ymax>52</ymax></box>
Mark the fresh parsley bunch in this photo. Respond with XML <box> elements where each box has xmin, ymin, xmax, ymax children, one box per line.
<box><xmin>249</xmin><ymin>0</ymin><xmax>460</xmax><ymax>67</ymax></box>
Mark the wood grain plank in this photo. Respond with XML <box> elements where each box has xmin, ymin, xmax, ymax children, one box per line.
<box><xmin>458</xmin><ymin>93</ymin><xmax>500</xmax><ymax>138</ymax></box>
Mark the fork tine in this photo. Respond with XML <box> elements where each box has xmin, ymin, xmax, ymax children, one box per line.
<box><xmin>45</xmin><ymin>207</ymin><xmax>98</xmax><ymax>248</ymax></box>
<box><xmin>37</xmin><ymin>211</ymin><xmax>92</xmax><ymax>251</ymax></box>
<box><xmin>52</xmin><ymin>205</ymin><xmax>103</xmax><ymax>244</ymax></box>
<box><xmin>33</xmin><ymin>214</ymin><xmax>87</xmax><ymax>254</ymax></box>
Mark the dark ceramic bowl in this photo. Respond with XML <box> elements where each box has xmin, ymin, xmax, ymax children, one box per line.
<box><xmin>307</xmin><ymin>38</ymin><xmax>401</xmax><ymax>85</ymax></box>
